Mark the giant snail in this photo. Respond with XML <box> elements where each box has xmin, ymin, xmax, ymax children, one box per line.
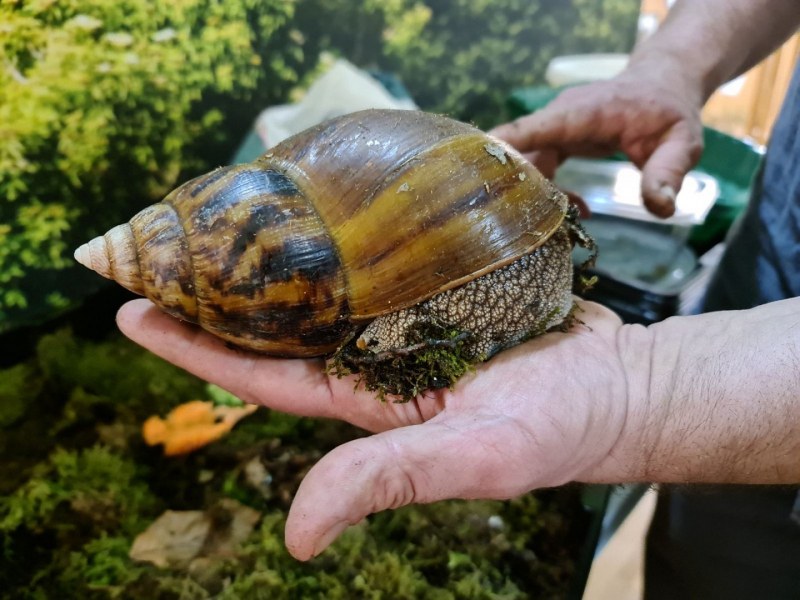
<box><xmin>75</xmin><ymin>109</ymin><xmax>595</xmax><ymax>399</ymax></box>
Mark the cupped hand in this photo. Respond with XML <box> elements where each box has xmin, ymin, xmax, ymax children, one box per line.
<box><xmin>489</xmin><ymin>68</ymin><xmax>704</xmax><ymax>218</ymax></box>
<box><xmin>117</xmin><ymin>298</ymin><xmax>633</xmax><ymax>560</ymax></box>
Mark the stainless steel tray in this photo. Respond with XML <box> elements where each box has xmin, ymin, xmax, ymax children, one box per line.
<box><xmin>557</xmin><ymin>158</ymin><xmax>720</xmax><ymax>226</ymax></box>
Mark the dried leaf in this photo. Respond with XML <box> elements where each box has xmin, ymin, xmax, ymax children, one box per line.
<box><xmin>130</xmin><ymin>499</ymin><xmax>261</xmax><ymax>569</ymax></box>
<box><xmin>130</xmin><ymin>510</ymin><xmax>210</xmax><ymax>568</ymax></box>
<box><xmin>202</xmin><ymin>498</ymin><xmax>262</xmax><ymax>559</ymax></box>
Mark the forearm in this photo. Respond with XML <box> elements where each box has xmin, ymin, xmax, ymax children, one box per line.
<box><xmin>594</xmin><ymin>297</ymin><xmax>800</xmax><ymax>484</ymax></box>
<box><xmin>628</xmin><ymin>0</ymin><xmax>800</xmax><ymax>102</ymax></box>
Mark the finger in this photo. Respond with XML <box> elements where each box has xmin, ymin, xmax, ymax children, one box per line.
<box><xmin>116</xmin><ymin>299</ymin><xmax>434</xmax><ymax>431</ymax></box>
<box><xmin>493</xmin><ymin>112</ymin><xmax>622</xmax><ymax>161</ymax></box>
<box><xmin>519</xmin><ymin>148</ymin><xmax>562</xmax><ymax>179</ymax></box>
<box><xmin>640</xmin><ymin>121</ymin><xmax>703</xmax><ymax>218</ymax></box>
<box><xmin>489</xmin><ymin>108</ymin><xmax>571</xmax><ymax>153</ymax></box>
<box><xmin>116</xmin><ymin>299</ymin><xmax>340</xmax><ymax>418</ymax></box>
<box><xmin>489</xmin><ymin>84</ymin><xmax>624</xmax><ymax>155</ymax></box>
<box><xmin>284</xmin><ymin>414</ymin><xmax>541</xmax><ymax>560</ymax></box>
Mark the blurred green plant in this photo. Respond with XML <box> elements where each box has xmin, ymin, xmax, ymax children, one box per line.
<box><xmin>384</xmin><ymin>0</ymin><xmax>639</xmax><ymax>127</ymax></box>
<box><xmin>0</xmin><ymin>0</ymin><xmax>637</xmax><ymax>330</ymax></box>
<box><xmin>0</xmin><ymin>362</ymin><xmax>40</xmax><ymax>427</ymax></box>
<box><xmin>0</xmin><ymin>0</ymin><xmax>301</xmax><ymax>325</ymax></box>
<box><xmin>0</xmin><ymin>445</ymin><xmax>157</xmax><ymax>536</ymax></box>
<box><xmin>294</xmin><ymin>0</ymin><xmax>639</xmax><ymax>127</ymax></box>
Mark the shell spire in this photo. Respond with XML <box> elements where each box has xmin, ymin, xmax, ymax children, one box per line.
<box><xmin>74</xmin><ymin>224</ymin><xmax>145</xmax><ymax>295</ymax></box>
<box><xmin>75</xmin><ymin>202</ymin><xmax>200</xmax><ymax>324</ymax></box>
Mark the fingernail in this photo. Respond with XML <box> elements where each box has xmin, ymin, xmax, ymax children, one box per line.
<box><xmin>659</xmin><ymin>184</ymin><xmax>676</xmax><ymax>204</ymax></box>
<box><xmin>653</xmin><ymin>184</ymin><xmax>677</xmax><ymax>217</ymax></box>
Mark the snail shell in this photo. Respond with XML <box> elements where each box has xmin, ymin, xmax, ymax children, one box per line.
<box><xmin>75</xmin><ymin>109</ymin><xmax>568</xmax><ymax>357</ymax></box>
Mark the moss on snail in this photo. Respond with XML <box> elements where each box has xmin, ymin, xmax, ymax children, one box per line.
<box><xmin>328</xmin><ymin>319</ymin><xmax>477</xmax><ymax>401</ymax></box>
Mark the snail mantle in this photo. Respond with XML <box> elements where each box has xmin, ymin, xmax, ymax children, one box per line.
<box><xmin>75</xmin><ymin>109</ymin><xmax>595</xmax><ymax>400</ymax></box>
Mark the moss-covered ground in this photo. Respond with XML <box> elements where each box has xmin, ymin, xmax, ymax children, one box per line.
<box><xmin>0</xmin><ymin>323</ymin><xmax>591</xmax><ymax>599</ymax></box>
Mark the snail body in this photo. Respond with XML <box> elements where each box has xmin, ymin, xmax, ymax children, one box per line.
<box><xmin>75</xmin><ymin>109</ymin><xmax>591</xmax><ymax>397</ymax></box>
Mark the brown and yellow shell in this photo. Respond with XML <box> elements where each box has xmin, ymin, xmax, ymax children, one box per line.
<box><xmin>74</xmin><ymin>109</ymin><xmax>568</xmax><ymax>357</ymax></box>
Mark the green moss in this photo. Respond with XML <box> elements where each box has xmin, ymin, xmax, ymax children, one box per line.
<box><xmin>0</xmin><ymin>362</ymin><xmax>41</xmax><ymax>427</ymax></box>
<box><xmin>0</xmin><ymin>326</ymin><xmax>588</xmax><ymax>597</ymax></box>
<box><xmin>36</xmin><ymin>328</ymin><xmax>207</xmax><ymax>413</ymax></box>
<box><xmin>0</xmin><ymin>445</ymin><xmax>157</xmax><ymax>536</ymax></box>
<box><xmin>328</xmin><ymin>321</ymin><xmax>476</xmax><ymax>402</ymax></box>
<box><xmin>353</xmin><ymin>552</ymin><xmax>444</xmax><ymax>599</ymax></box>
<box><xmin>61</xmin><ymin>535</ymin><xmax>145</xmax><ymax>590</ymax></box>
<box><xmin>209</xmin><ymin>498</ymin><xmax>570</xmax><ymax>599</ymax></box>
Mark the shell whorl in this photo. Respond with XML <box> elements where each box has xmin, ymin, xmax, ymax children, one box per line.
<box><xmin>78</xmin><ymin>164</ymin><xmax>350</xmax><ymax>356</ymax></box>
<box><xmin>74</xmin><ymin>224</ymin><xmax>144</xmax><ymax>296</ymax></box>
<box><xmin>75</xmin><ymin>203</ymin><xmax>199</xmax><ymax>322</ymax></box>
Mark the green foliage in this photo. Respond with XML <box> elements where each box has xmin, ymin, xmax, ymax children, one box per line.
<box><xmin>291</xmin><ymin>0</ymin><xmax>426</xmax><ymax>68</ymax></box>
<box><xmin>208</xmin><ymin>492</ymin><xmax>582</xmax><ymax>599</ymax></box>
<box><xmin>293</xmin><ymin>0</ymin><xmax>639</xmax><ymax>127</ymax></box>
<box><xmin>0</xmin><ymin>362</ymin><xmax>41</xmax><ymax>427</ymax></box>
<box><xmin>0</xmin><ymin>0</ymin><xmax>300</xmax><ymax>322</ymax></box>
<box><xmin>61</xmin><ymin>534</ymin><xmax>146</xmax><ymax>590</ymax></box>
<box><xmin>382</xmin><ymin>0</ymin><xmax>639</xmax><ymax>127</ymax></box>
<box><xmin>0</xmin><ymin>445</ymin><xmax>157</xmax><ymax>535</ymax></box>
<box><xmin>36</xmin><ymin>328</ymin><xmax>206</xmax><ymax>410</ymax></box>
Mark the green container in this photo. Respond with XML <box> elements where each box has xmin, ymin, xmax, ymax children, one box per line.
<box><xmin>691</xmin><ymin>127</ymin><xmax>763</xmax><ymax>251</ymax></box>
<box><xmin>506</xmin><ymin>86</ymin><xmax>764</xmax><ymax>252</ymax></box>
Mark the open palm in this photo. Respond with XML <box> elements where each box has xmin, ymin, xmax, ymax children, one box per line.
<box><xmin>117</xmin><ymin>298</ymin><xmax>631</xmax><ymax>560</ymax></box>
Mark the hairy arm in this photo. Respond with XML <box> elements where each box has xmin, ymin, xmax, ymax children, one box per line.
<box><xmin>118</xmin><ymin>297</ymin><xmax>800</xmax><ymax>558</ymax></box>
<box><xmin>591</xmin><ymin>297</ymin><xmax>800</xmax><ymax>485</ymax></box>
<box><xmin>633</xmin><ymin>0</ymin><xmax>800</xmax><ymax>103</ymax></box>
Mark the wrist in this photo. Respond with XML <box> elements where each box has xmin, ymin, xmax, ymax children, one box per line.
<box><xmin>576</xmin><ymin>321</ymin><xmax>663</xmax><ymax>484</ymax></box>
<box><xmin>583</xmin><ymin>300</ymin><xmax>800</xmax><ymax>486</ymax></box>
<box><xmin>623</xmin><ymin>49</ymin><xmax>709</xmax><ymax>108</ymax></box>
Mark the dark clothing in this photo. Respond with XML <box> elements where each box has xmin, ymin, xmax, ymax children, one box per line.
<box><xmin>645</xmin><ymin>63</ymin><xmax>800</xmax><ymax>599</ymax></box>
<box><xmin>703</xmin><ymin>61</ymin><xmax>800</xmax><ymax>310</ymax></box>
<box><xmin>646</xmin><ymin>486</ymin><xmax>800</xmax><ymax>599</ymax></box>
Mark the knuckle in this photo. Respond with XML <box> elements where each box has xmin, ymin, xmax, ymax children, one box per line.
<box><xmin>376</xmin><ymin>437</ymin><xmax>420</xmax><ymax>509</ymax></box>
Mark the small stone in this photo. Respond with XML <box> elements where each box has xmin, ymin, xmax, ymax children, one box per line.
<box><xmin>488</xmin><ymin>515</ymin><xmax>504</xmax><ymax>530</ymax></box>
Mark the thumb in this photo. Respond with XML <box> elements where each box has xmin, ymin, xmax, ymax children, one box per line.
<box><xmin>284</xmin><ymin>415</ymin><xmax>534</xmax><ymax>560</ymax></box>
<box><xmin>640</xmin><ymin>120</ymin><xmax>703</xmax><ymax>218</ymax></box>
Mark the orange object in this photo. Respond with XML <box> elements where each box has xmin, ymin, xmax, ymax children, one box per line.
<box><xmin>142</xmin><ymin>400</ymin><xmax>258</xmax><ymax>456</ymax></box>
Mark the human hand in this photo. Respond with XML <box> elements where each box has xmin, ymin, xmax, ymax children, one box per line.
<box><xmin>489</xmin><ymin>66</ymin><xmax>704</xmax><ymax>218</ymax></box>
<box><xmin>117</xmin><ymin>298</ymin><xmax>636</xmax><ymax>560</ymax></box>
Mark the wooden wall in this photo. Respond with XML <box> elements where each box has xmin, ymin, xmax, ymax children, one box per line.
<box><xmin>639</xmin><ymin>0</ymin><xmax>799</xmax><ymax>144</ymax></box>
